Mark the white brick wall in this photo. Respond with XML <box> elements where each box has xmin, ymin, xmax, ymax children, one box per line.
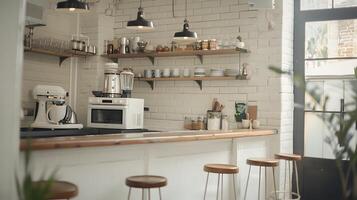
<box><xmin>90</xmin><ymin>0</ymin><xmax>286</xmax><ymax>132</ymax></box>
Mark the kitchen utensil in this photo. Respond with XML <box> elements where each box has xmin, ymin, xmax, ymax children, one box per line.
<box><xmin>210</xmin><ymin>68</ymin><xmax>224</xmax><ymax>77</ymax></box>
<box><xmin>137</xmin><ymin>40</ymin><xmax>148</xmax><ymax>52</ymax></box>
<box><xmin>224</xmin><ymin>69</ymin><xmax>239</xmax><ymax>77</ymax></box>
<box><xmin>171</xmin><ymin>68</ymin><xmax>180</xmax><ymax>77</ymax></box>
<box><xmin>129</xmin><ymin>36</ymin><xmax>141</xmax><ymax>53</ymax></box>
<box><xmin>221</xmin><ymin>115</ymin><xmax>229</xmax><ymax>131</ymax></box>
<box><xmin>242</xmin><ymin>119</ymin><xmax>250</xmax><ymax>129</ymax></box>
<box><xmin>120</xmin><ymin>68</ymin><xmax>135</xmax><ymax>98</ymax></box>
<box><xmin>103</xmin><ymin>63</ymin><xmax>121</xmax><ymax>98</ymax></box>
<box><xmin>248</xmin><ymin>105</ymin><xmax>257</xmax><ymax>120</ymax></box>
<box><xmin>154</xmin><ymin>69</ymin><xmax>161</xmax><ymax>78</ymax></box>
<box><xmin>194</xmin><ymin>67</ymin><xmax>206</xmax><ymax>77</ymax></box>
<box><xmin>120</xmin><ymin>37</ymin><xmax>128</xmax><ymax>54</ymax></box>
<box><xmin>163</xmin><ymin>68</ymin><xmax>170</xmax><ymax>77</ymax></box>
<box><xmin>47</xmin><ymin>104</ymin><xmax>67</xmax><ymax>124</ymax></box>
<box><xmin>92</xmin><ymin>91</ymin><xmax>103</xmax><ymax>97</ymax></box>
<box><xmin>144</xmin><ymin>69</ymin><xmax>152</xmax><ymax>78</ymax></box>
<box><xmin>252</xmin><ymin>120</ymin><xmax>260</xmax><ymax>129</ymax></box>
<box><xmin>207</xmin><ymin>110</ymin><xmax>221</xmax><ymax>131</ymax></box>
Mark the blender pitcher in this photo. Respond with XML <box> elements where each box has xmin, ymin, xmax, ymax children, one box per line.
<box><xmin>120</xmin><ymin>68</ymin><xmax>134</xmax><ymax>98</ymax></box>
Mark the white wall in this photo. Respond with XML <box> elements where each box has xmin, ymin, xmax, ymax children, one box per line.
<box><xmin>0</xmin><ymin>0</ymin><xmax>25</xmax><ymax>199</ymax></box>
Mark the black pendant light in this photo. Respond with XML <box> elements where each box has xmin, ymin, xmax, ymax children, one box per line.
<box><xmin>127</xmin><ymin>0</ymin><xmax>154</xmax><ymax>30</ymax></box>
<box><xmin>174</xmin><ymin>0</ymin><xmax>197</xmax><ymax>41</ymax></box>
<box><xmin>56</xmin><ymin>0</ymin><xmax>89</xmax><ymax>13</ymax></box>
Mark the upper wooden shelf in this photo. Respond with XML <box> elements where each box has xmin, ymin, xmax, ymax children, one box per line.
<box><xmin>102</xmin><ymin>48</ymin><xmax>249</xmax><ymax>65</ymax></box>
<box><xmin>24</xmin><ymin>47</ymin><xmax>96</xmax><ymax>66</ymax></box>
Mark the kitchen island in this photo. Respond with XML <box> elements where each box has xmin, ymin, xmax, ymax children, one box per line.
<box><xmin>20</xmin><ymin>129</ymin><xmax>278</xmax><ymax>200</ymax></box>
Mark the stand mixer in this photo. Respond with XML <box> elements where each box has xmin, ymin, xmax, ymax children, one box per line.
<box><xmin>31</xmin><ymin>85</ymin><xmax>83</xmax><ymax>130</ymax></box>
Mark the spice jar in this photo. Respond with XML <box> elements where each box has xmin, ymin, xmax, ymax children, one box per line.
<box><xmin>197</xmin><ymin>117</ymin><xmax>204</xmax><ymax>130</ymax></box>
<box><xmin>184</xmin><ymin>117</ymin><xmax>192</xmax><ymax>130</ymax></box>
<box><xmin>195</xmin><ymin>40</ymin><xmax>202</xmax><ymax>50</ymax></box>
<box><xmin>107</xmin><ymin>43</ymin><xmax>114</xmax><ymax>54</ymax></box>
<box><xmin>209</xmin><ymin>39</ymin><xmax>217</xmax><ymax>50</ymax></box>
<box><xmin>202</xmin><ymin>40</ymin><xmax>209</xmax><ymax>50</ymax></box>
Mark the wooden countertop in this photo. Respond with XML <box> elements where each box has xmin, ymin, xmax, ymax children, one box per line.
<box><xmin>20</xmin><ymin>129</ymin><xmax>277</xmax><ymax>151</ymax></box>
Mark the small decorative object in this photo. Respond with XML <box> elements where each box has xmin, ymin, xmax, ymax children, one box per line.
<box><xmin>235</xmin><ymin>102</ymin><xmax>246</xmax><ymax>122</ymax></box>
<box><xmin>253</xmin><ymin>120</ymin><xmax>260</xmax><ymax>129</ymax></box>
<box><xmin>221</xmin><ymin>115</ymin><xmax>229</xmax><ymax>131</ymax></box>
<box><xmin>242</xmin><ymin>119</ymin><xmax>250</xmax><ymax>129</ymax></box>
<box><xmin>236</xmin><ymin>36</ymin><xmax>245</xmax><ymax>49</ymax></box>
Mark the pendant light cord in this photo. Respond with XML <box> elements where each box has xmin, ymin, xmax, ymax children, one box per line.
<box><xmin>139</xmin><ymin>0</ymin><xmax>142</xmax><ymax>9</ymax></box>
<box><xmin>185</xmin><ymin>0</ymin><xmax>187</xmax><ymax>19</ymax></box>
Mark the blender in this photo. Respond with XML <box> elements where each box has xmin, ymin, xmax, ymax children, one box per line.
<box><xmin>120</xmin><ymin>68</ymin><xmax>134</xmax><ymax>98</ymax></box>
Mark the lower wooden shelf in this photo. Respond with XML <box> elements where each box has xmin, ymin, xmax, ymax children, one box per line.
<box><xmin>135</xmin><ymin>76</ymin><xmax>247</xmax><ymax>90</ymax></box>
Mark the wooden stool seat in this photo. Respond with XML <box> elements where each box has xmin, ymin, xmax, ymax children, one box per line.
<box><xmin>204</xmin><ymin>164</ymin><xmax>239</xmax><ymax>174</ymax></box>
<box><xmin>246</xmin><ymin>158</ymin><xmax>279</xmax><ymax>167</ymax></box>
<box><xmin>33</xmin><ymin>180</ymin><xmax>78</xmax><ymax>199</ymax></box>
<box><xmin>126</xmin><ymin>175</ymin><xmax>167</xmax><ymax>189</ymax></box>
<box><xmin>275</xmin><ymin>153</ymin><xmax>302</xmax><ymax>161</ymax></box>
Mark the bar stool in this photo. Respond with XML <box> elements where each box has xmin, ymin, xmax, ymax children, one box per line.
<box><xmin>243</xmin><ymin>158</ymin><xmax>279</xmax><ymax>200</ymax></box>
<box><xmin>126</xmin><ymin>175</ymin><xmax>167</xmax><ymax>200</ymax></box>
<box><xmin>275</xmin><ymin>153</ymin><xmax>302</xmax><ymax>199</ymax></box>
<box><xmin>203</xmin><ymin>164</ymin><xmax>239</xmax><ymax>200</ymax></box>
<box><xmin>33</xmin><ymin>180</ymin><xmax>78</xmax><ymax>199</ymax></box>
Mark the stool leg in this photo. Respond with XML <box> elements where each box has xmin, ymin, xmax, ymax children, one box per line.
<box><xmin>203</xmin><ymin>172</ymin><xmax>210</xmax><ymax>200</ymax></box>
<box><xmin>232</xmin><ymin>174</ymin><xmax>237</xmax><ymax>200</ymax></box>
<box><xmin>272</xmin><ymin>167</ymin><xmax>278</xmax><ymax>200</ymax></box>
<box><xmin>289</xmin><ymin>160</ymin><xmax>292</xmax><ymax>198</ymax></box>
<box><xmin>243</xmin><ymin>165</ymin><xmax>252</xmax><ymax>200</ymax></box>
<box><xmin>258</xmin><ymin>166</ymin><xmax>261</xmax><ymax>200</ymax></box>
<box><xmin>284</xmin><ymin>160</ymin><xmax>287</xmax><ymax>200</ymax></box>
<box><xmin>294</xmin><ymin>160</ymin><xmax>300</xmax><ymax>196</ymax></box>
<box><xmin>221</xmin><ymin>174</ymin><xmax>224</xmax><ymax>200</ymax></box>
<box><xmin>265</xmin><ymin>167</ymin><xmax>267</xmax><ymax>199</ymax></box>
<box><xmin>127</xmin><ymin>187</ymin><xmax>132</xmax><ymax>200</ymax></box>
<box><xmin>216</xmin><ymin>174</ymin><xmax>221</xmax><ymax>200</ymax></box>
<box><xmin>148</xmin><ymin>189</ymin><xmax>151</xmax><ymax>200</ymax></box>
<box><xmin>142</xmin><ymin>188</ymin><xmax>144</xmax><ymax>200</ymax></box>
<box><xmin>159</xmin><ymin>188</ymin><xmax>163</xmax><ymax>200</ymax></box>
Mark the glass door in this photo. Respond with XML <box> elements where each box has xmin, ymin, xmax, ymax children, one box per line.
<box><xmin>294</xmin><ymin>1</ymin><xmax>357</xmax><ymax>199</ymax></box>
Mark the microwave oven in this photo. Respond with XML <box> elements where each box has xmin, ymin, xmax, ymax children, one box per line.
<box><xmin>87</xmin><ymin>97</ymin><xmax>144</xmax><ymax>129</ymax></box>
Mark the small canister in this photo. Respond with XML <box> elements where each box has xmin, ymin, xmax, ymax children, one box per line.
<box><xmin>202</xmin><ymin>40</ymin><xmax>209</xmax><ymax>50</ymax></box>
<box><xmin>207</xmin><ymin>110</ymin><xmax>222</xmax><ymax>130</ymax></box>
<box><xmin>103</xmin><ymin>40</ymin><xmax>109</xmax><ymax>54</ymax></box>
<box><xmin>209</xmin><ymin>39</ymin><xmax>217</xmax><ymax>50</ymax></box>
<box><xmin>221</xmin><ymin>115</ymin><xmax>229</xmax><ymax>131</ymax></box>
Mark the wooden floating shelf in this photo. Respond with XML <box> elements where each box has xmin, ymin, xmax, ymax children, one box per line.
<box><xmin>24</xmin><ymin>47</ymin><xmax>96</xmax><ymax>66</ymax></box>
<box><xmin>135</xmin><ymin>76</ymin><xmax>247</xmax><ymax>90</ymax></box>
<box><xmin>102</xmin><ymin>48</ymin><xmax>249</xmax><ymax>65</ymax></box>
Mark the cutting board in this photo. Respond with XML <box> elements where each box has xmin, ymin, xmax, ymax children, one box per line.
<box><xmin>247</xmin><ymin>106</ymin><xmax>257</xmax><ymax>120</ymax></box>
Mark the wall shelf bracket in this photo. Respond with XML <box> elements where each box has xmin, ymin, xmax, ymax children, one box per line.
<box><xmin>147</xmin><ymin>56</ymin><xmax>155</xmax><ymax>65</ymax></box>
<box><xmin>59</xmin><ymin>56</ymin><xmax>70</xmax><ymax>66</ymax></box>
<box><xmin>194</xmin><ymin>80</ymin><xmax>203</xmax><ymax>90</ymax></box>
<box><xmin>196</xmin><ymin>54</ymin><xmax>203</xmax><ymax>64</ymax></box>
<box><xmin>145</xmin><ymin>80</ymin><xmax>155</xmax><ymax>90</ymax></box>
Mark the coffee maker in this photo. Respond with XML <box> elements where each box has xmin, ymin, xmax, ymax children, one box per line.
<box><xmin>31</xmin><ymin>85</ymin><xmax>83</xmax><ymax>129</ymax></box>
